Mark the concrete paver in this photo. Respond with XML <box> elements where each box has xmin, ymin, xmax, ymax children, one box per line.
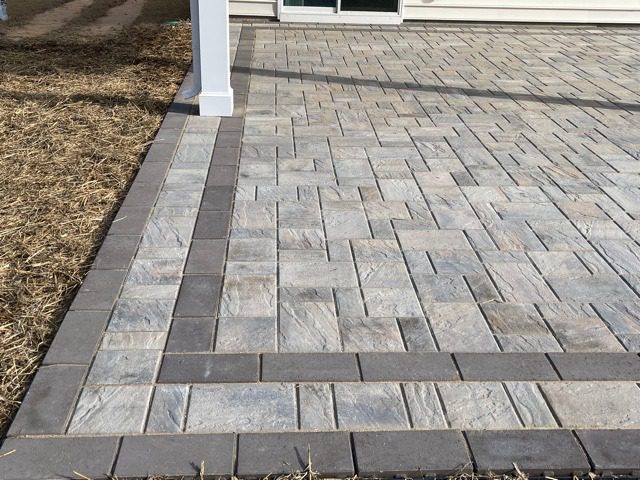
<box><xmin>3</xmin><ymin>20</ymin><xmax>640</xmax><ymax>479</ymax></box>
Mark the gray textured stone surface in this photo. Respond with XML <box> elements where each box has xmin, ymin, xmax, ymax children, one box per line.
<box><xmin>187</xmin><ymin>383</ymin><xmax>296</xmax><ymax>433</ymax></box>
<box><xmin>334</xmin><ymin>383</ymin><xmax>409</xmax><ymax>430</ymax></box>
<box><xmin>69</xmin><ymin>385</ymin><xmax>152</xmax><ymax>434</ymax></box>
<box><xmin>541</xmin><ymin>382</ymin><xmax>640</xmax><ymax>428</ymax></box>
<box><xmin>146</xmin><ymin>385</ymin><xmax>189</xmax><ymax>433</ymax></box>
<box><xmin>437</xmin><ymin>383</ymin><xmax>521</xmax><ymax>429</ymax></box>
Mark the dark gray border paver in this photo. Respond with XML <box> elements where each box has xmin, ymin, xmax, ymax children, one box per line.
<box><xmin>466</xmin><ymin>430</ymin><xmax>591</xmax><ymax>476</ymax></box>
<box><xmin>577</xmin><ymin>429</ymin><xmax>640</xmax><ymax>476</ymax></box>
<box><xmin>43</xmin><ymin>311</ymin><xmax>110</xmax><ymax>365</ymax></box>
<box><xmin>549</xmin><ymin>353</ymin><xmax>640</xmax><ymax>380</ymax></box>
<box><xmin>262</xmin><ymin>353</ymin><xmax>360</xmax><ymax>382</ymax></box>
<box><xmin>114</xmin><ymin>434</ymin><xmax>235</xmax><ymax>478</ymax></box>
<box><xmin>236</xmin><ymin>432</ymin><xmax>355</xmax><ymax>478</ymax></box>
<box><xmin>69</xmin><ymin>269</ymin><xmax>127</xmax><ymax>311</ymax></box>
<box><xmin>353</xmin><ymin>430</ymin><xmax>471</xmax><ymax>477</ymax></box>
<box><xmin>174</xmin><ymin>275</ymin><xmax>222</xmax><ymax>317</ymax></box>
<box><xmin>7</xmin><ymin>366</ymin><xmax>86</xmax><ymax>436</ymax></box>
<box><xmin>455</xmin><ymin>353</ymin><xmax>559</xmax><ymax>381</ymax></box>
<box><xmin>359</xmin><ymin>353</ymin><xmax>459</xmax><ymax>381</ymax></box>
<box><xmin>166</xmin><ymin>317</ymin><xmax>216</xmax><ymax>353</ymax></box>
<box><xmin>157</xmin><ymin>353</ymin><xmax>259</xmax><ymax>383</ymax></box>
<box><xmin>0</xmin><ymin>437</ymin><xmax>119</xmax><ymax>480</ymax></box>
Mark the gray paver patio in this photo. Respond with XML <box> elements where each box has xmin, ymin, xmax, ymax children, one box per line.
<box><xmin>3</xmin><ymin>20</ymin><xmax>640</xmax><ymax>479</ymax></box>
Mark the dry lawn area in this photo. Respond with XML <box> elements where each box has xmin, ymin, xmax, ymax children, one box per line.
<box><xmin>0</xmin><ymin>0</ymin><xmax>192</xmax><ymax>435</ymax></box>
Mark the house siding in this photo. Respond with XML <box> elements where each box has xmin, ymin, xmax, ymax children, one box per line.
<box><xmin>231</xmin><ymin>0</ymin><xmax>640</xmax><ymax>23</ymax></box>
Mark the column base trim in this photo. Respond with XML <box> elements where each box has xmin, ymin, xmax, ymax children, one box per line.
<box><xmin>199</xmin><ymin>89</ymin><xmax>234</xmax><ymax>117</ymax></box>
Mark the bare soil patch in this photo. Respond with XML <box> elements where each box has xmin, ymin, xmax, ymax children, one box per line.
<box><xmin>0</xmin><ymin>21</ymin><xmax>192</xmax><ymax>436</ymax></box>
<box><xmin>77</xmin><ymin>0</ymin><xmax>146</xmax><ymax>38</ymax></box>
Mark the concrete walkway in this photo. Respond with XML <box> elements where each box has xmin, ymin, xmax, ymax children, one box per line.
<box><xmin>3</xmin><ymin>20</ymin><xmax>640</xmax><ymax>479</ymax></box>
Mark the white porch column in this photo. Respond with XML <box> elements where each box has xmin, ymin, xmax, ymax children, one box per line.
<box><xmin>194</xmin><ymin>0</ymin><xmax>233</xmax><ymax>116</ymax></box>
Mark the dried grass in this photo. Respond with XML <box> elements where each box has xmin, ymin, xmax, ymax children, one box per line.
<box><xmin>0</xmin><ymin>22</ymin><xmax>192</xmax><ymax>436</ymax></box>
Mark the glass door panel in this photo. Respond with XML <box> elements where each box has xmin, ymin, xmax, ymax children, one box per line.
<box><xmin>283</xmin><ymin>0</ymin><xmax>336</xmax><ymax>6</ymax></box>
<box><xmin>340</xmin><ymin>0</ymin><xmax>399</xmax><ymax>12</ymax></box>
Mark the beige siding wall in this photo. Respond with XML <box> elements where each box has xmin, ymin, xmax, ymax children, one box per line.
<box><xmin>230</xmin><ymin>0</ymin><xmax>640</xmax><ymax>23</ymax></box>
<box><xmin>230</xmin><ymin>0</ymin><xmax>277</xmax><ymax>17</ymax></box>
<box><xmin>403</xmin><ymin>0</ymin><xmax>640</xmax><ymax>23</ymax></box>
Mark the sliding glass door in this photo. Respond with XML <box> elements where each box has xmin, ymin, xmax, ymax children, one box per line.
<box><xmin>280</xmin><ymin>0</ymin><xmax>402</xmax><ymax>21</ymax></box>
<box><xmin>283</xmin><ymin>0</ymin><xmax>336</xmax><ymax>6</ymax></box>
<box><xmin>340</xmin><ymin>0</ymin><xmax>398</xmax><ymax>12</ymax></box>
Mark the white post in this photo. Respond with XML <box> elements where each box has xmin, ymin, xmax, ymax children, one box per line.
<box><xmin>196</xmin><ymin>0</ymin><xmax>233</xmax><ymax>116</ymax></box>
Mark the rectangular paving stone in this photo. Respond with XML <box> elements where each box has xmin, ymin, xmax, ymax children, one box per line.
<box><xmin>577</xmin><ymin>430</ymin><xmax>640</xmax><ymax>476</ymax></box>
<box><xmin>185</xmin><ymin>239</ymin><xmax>227</xmax><ymax>274</ymax></box>
<box><xmin>174</xmin><ymin>275</ymin><xmax>222</xmax><ymax>317</ymax></box>
<box><xmin>486</xmin><ymin>262</ymin><xmax>557</xmax><ymax>303</ymax></box>
<box><xmin>0</xmin><ymin>437</ymin><xmax>119</xmax><ymax>480</ymax></box>
<box><xmin>262</xmin><ymin>353</ymin><xmax>359</xmax><ymax>382</ymax></box>
<box><xmin>215</xmin><ymin>316</ymin><xmax>276</xmax><ymax>352</ymax></box>
<box><xmin>187</xmin><ymin>384</ymin><xmax>296</xmax><ymax>433</ymax></box>
<box><xmin>220</xmin><ymin>274</ymin><xmax>276</xmax><ymax>317</ymax></box>
<box><xmin>398</xmin><ymin>317</ymin><xmax>438</xmax><ymax>351</ymax></box>
<box><xmin>115</xmin><ymin>434</ymin><xmax>234</xmax><ymax>478</ymax></box>
<box><xmin>141</xmin><ymin>216</ymin><xmax>195</xmax><ymax>248</ymax></box>
<box><xmin>362</xmin><ymin>288</ymin><xmax>423</xmax><ymax>317</ymax></box>
<box><xmin>280</xmin><ymin>262</ymin><xmax>358</xmax><ymax>288</ymax></box>
<box><xmin>166</xmin><ymin>317</ymin><xmax>214</xmax><ymax>352</ymax></box>
<box><xmin>145</xmin><ymin>385</ymin><xmax>189</xmax><ymax>433</ymax></box>
<box><xmin>549</xmin><ymin>352</ymin><xmax>640</xmax><ymax>380</ymax></box>
<box><xmin>541</xmin><ymin>382</ymin><xmax>640</xmax><ymax>428</ymax></box>
<box><xmin>108</xmin><ymin>206</ymin><xmax>152</xmax><ymax>235</ymax></box>
<box><xmin>423</xmin><ymin>303</ymin><xmax>499</xmax><ymax>352</ymax></box>
<box><xmin>279</xmin><ymin>302</ymin><xmax>341</xmax><ymax>352</ymax></box>
<box><xmin>201</xmin><ymin>185</ymin><xmax>234</xmax><ymax>210</ymax></box>
<box><xmin>298</xmin><ymin>384</ymin><xmax>336</xmax><ymax>430</ymax></box>
<box><xmin>467</xmin><ymin>430</ymin><xmax>590</xmax><ymax>476</ymax></box>
<box><xmin>353</xmin><ymin>431</ymin><xmax>471</xmax><ymax>477</ymax></box>
<box><xmin>43</xmin><ymin>311</ymin><xmax>110</xmax><ymax>365</ymax></box>
<box><xmin>359</xmin><ymin>353</ymin><xmax>458</xmax><ymax>381</ymax></box>
<box><xmin>236</xmin><ymin>432</ymin><xmax>354</xmax><ymax>477</ymax></box>
<box><xmin>108</xmin><ymin>298</ymin><xmax>174</xmax><ymax>331</ymax></box>
<box><xmin>402</xmin><ymin>383</ymin><xmax>448</xmax><ymax>428</ymax></box>
<box><xmin>194</xmin><ymin>210</ymin><xmax>231</xmax><ymax>238</ymax></box>
<box><xmin>92</xmin><ymin>235</ymin><xmax>139</xmax><ymax>270</ymax></box>
<box><xmin>437</xmin><ymin>382</ymin><xmax>521</xmax><ymax>429</ymax></box>
<box><xmin>334</xmin><ymin>383</ymin><xmax>409</xmax><ymax>430</ymax></box>
<box><xmin>100</xmin><ymin>331</ymin><xmax>166</xmax><ymax>350</ymax></box>
<box><xmin>339</xmin><ymin>317</ymin><xmax>405</xmax><ymax>352</ymax></box>
<box><xmin>505</xmin><ymin>382</ymin><xmax>558</xmax><ymax>428</ymax></box>
<box><xmin>546</xmin><ymin>274</ymin><xmax>638</xmax><ymax>302</ymax></box>
<box><xmin>70</xmin><ymin>269</ymin><xmax>126</xmax><ymax>311</ymax></box>
<box><xmin>68</xmin><ymin>385</ymin><xmax>152</xmax><ymax>434</ymax></box>
<box><xmin>86</xmin><ymin>350</ymin><xmax>161</xmax><ymax>385</ymax></box>
<box><xmin>454</xmin><ymin>353</ymin><xmax>558</xmax><ymax>381</ymax></box>
<box><xmin>7</xmin><ymin>366</ymin><xmax>86</xmax><ymax>436</ymax></box>
<box><xmin>158</xmin><ymin>354</ymin><xmax>259</xmax><ymax>383</ymax></box>
<box><xmin>397</xmin><ymin>230</ymin><xmax>471</xmax><ymax>250</ymax></box>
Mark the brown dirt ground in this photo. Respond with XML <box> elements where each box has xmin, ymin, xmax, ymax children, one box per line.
<box><xmin>0</xmin><ymin>0</ymin><xmax>190</xmax><ymax>37</ymax></box>
<box><xmin>0</xmin><ymin>0</ymin><xmax>192</xmax><ymax>437</ymax></box>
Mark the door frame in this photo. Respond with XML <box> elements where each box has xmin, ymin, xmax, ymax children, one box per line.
<box><xmin>278</xmin><ymin>0</ymin><xmax>404</xmax><ymax>24</ymax></box>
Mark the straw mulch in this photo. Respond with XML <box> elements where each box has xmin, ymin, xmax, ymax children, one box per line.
<box><xmin>0</xmin><ymin>23</ymin><xmax>192</xmax><ymax>435</ymax></box>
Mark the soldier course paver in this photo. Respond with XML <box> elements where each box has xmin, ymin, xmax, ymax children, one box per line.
<box><xmin>3</xmin><ymin>20</ymin><xmax>640</xmax><ymax>478</ymax></box>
